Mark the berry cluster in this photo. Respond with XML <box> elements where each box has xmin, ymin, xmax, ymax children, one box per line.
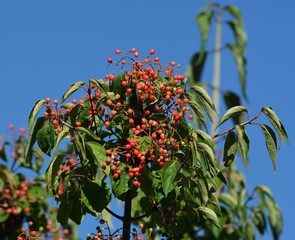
<box><xmin>43</xmin><ymin>49</ymin><xmax>195</xmax><ymax>188</ymax></box>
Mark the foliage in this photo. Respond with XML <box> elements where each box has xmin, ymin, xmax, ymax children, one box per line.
<box><xmin>25</xmin><ymin>42</ymin><xmax>287</xmax><ymax>239</ymax></box>
<box><xmin>0</xmin><ymin>126</ymin><xmax>73</xmax><ymax>239</ymax></box>
<box><xmin>0</xmin><ymin>2</ymin><xmax>289</xmax><ymax>240</ymax></box>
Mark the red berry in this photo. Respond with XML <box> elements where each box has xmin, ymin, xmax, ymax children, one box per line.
<box><xmin>127</xmin><ymin>108</ymin><xmax>133</xmax><ymax>115</ymax></box>
<box><xmin>149</xmin><ymin>49</ymin><xmax>155</xmax><ymax>55</ymax></box>
<box><xmin>129</xmin><ymin>119</ymin><xmax>135</xmax><ymax>125</ymax></box>
<box><xmin>131</xmin><ymin>48</ymin><xmax>136</xmax><ymax>53</ymax></box>
<box><xmin>21</xmin><ymin>227</ymin><xmax>26</xmax><ymax>233</ymax></box>
<box><xmin>75</xmin><ymin>121</ymin><xmax>82</xmax><ymax>127</ymax></box>
<box><xmin>45</xmin><ymin>97</ymin><xmax>51</xmax><ymax>103</ymax></box>
<box><xmin>188</xmin><ymin>114</ymin><xmax>194</xmax><ymax>120</ymax></box>
<box><xmin>107</xmin><ymin>57</ymin><xmax>113</xmax><ymax>63</ymax></box>
<box><xmin>106</xmin><ymin>99</ymin><xmax>113</xmax><ymax>105</ymax></box>
<box><xmin>169</xmin><ymin>61</ymin><xmax>176</xmax><ymax>66</ymax></box>
<box><xmin>133</xmin><ymin>180</ymin><xmax>141</xmax><ymax>187</ymax></box>
<box><xmin>115</xmin><ymin>49</ymin><xmax>121</xmax><ymax>54</ymax></box>
<box><xmin>104</xmin><ymin>121</ymin><xmax>111</xmax><ymax>127</ymax></box>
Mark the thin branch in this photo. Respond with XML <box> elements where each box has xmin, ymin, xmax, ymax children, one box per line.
<box><xmin>212</xmin><ymin>111</ymin><xmax>262</xmax><ymax>139</ymax></box>
<box><xmin>104</xmin><ymin>206</ymin><xmax>124</xmax><ymax>221</ymax></box>
<box><xmin>131</xmin><ymin>205</ymin><xmax>157</xmax><ymax>222</ymax></box>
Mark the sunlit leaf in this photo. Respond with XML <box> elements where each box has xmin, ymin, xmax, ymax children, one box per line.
<box><xmin>161</xmin><ymin>160</ymin><xmax>180</xmax><ymax>197</ymax></box>
<box><xmin>223</xmin><ymin>131</ymin><xmax>238</xmax><ymax>167</ymax></box>
<box><xmin>25</xmin><ymin>117</ymin><xmax>47</xmax><ymax>163</ymax></box>
<box><xmin>61</xmin><ymin>81</ymin><xmax>86</xmax><ymax>103</ymax></box>
<box><xmin>36</xmin><ymin>122</ymin><xmax>55</xmax><ymax>156</ymax></box>
<box><xmin>260</xmin><ymin>124</ymin><xmax>277</xmax><ymax>171</ymax></box>
<box><xmin>76</xmin><ymin>127</ymin><xmax>101</xmax><ymax>141</ymax></box>
<box><xmin>223</xmin><ymin>91</ymin><xmax>244</xmax><ymax>124</ymax></box>
<box><xmin>54</xmin><ymin>129</ymin><xmax>69</xmax><ymax>152</ymax></box>
<box><xmin>216</xmin><ymin>106</ymin><xmax>247</xmax><ymax>129</ymax></box>
<box><xmin>218</xmin><ymin>193</ymin><xmax>237</xmax><ymax>211</ymax></box>
<box><xmin>188</xmin><ymin>100</ymin><xmax>207</xmax><ymax>131</ymax></box>
<box><xmin>198</xmin><ymin>206</ymin><xmax>220</xmax><ymax>229</ymax></box>
<box><xmin>111</xmin><ymin>171</ymin><xmax>130</xmax><ymax>198</ymax></box>
<box><xmin>28</xmin><ymin>99</ymin><xmax>46</xmax><ymax>131</ymax></box>
<box><xmin>227</xmin><ymin>43</ymin><xmax>247</xmax><ymax>100</ymax></box>
<box><xmin>235</xmin><ymin>125</ymin><xmax>250</xmax><ymax>167</ymax></box>
<box><xmin>45</xmin><ymin>154</ymin><xmax>65</xmax><ymax>191</ymax></box>
<box><xmin>198</xmin><ymin>142</ymin><xmax>215</xmax><ymax>167</ymax></box>
<box><xmin>196</xmin><ymin>5</ymin><xmax>216</xmax><ymax>63</ymax></box>
<box><xmin>261</xmin><ymin>107</ymin><xmax>289</xmax><ymax>147</ymax></box>
<box><xmin>85</xmin><ymin>141</ymin><xmax>108</xmax><ymax>174</ymax></box>
<box><xmin>197</xmin><ymin>177</ymin><xmax>209</xmax><ymax>205</ymax></box>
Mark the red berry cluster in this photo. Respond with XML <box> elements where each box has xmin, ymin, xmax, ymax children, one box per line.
<box><xmin>43</xmin><ymin>49</ymin><xmax>195</xmax><ymax>188</ymax></box>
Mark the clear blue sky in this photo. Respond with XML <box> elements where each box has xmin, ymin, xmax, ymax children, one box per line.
<box><xmin>0</xmin><ymin>1</ymin><xmax>293</xmax><ymax>239</ymax></box>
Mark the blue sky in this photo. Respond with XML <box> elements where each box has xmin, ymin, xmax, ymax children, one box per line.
<box><xmin>0</xmin><ymin>1</ymin><xmax>294</xmax><ymax>239</ymax></box>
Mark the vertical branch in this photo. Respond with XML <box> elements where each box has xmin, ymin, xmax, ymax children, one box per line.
<box><xmin>122</xmin><ymin>189</ymin><xmax>132</xmax><ymax>240</ymax></box>
<box><xmin>211</xmin><ymin>10</ymin><xmax>222</xmax><ymax>136</ymax></box>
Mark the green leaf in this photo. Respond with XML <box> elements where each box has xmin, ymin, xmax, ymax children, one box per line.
<box><xmin>265</xmin><ymin>199</ymin><xmax>283</xmax><ymax>240</ymax></box>
<box><xmin>198</xmin><ymin>142</ymin><xmax>215</xmax><ymax>167</ymax></box>
<box><xmin>85</xmin><ymin>141</ymin><xmax>108</xmax><ymax>174</ymax></box>
<box><xmin>0</xmin><ymin>144</ymin><xmax>7</xmax><ymax>162</ymax></box>
<box><xmin>161</xmin><ymin>160</ymin><xmax>180</xmax><ymax>197</ymax></box>
<box><xmin>235</xmin><ymin>125</ymin><xmax>250</xmax><ymax>167</ymax></box>
<box><xmin>188</xmin><ymin>100</ymin><xmax>207</xmax><ymax>131</ymax></box>
<box><xmin>196</xmin><ymin>7</ymin><xmax>215</xmax><ymax>63</ymax></box>
<box><xmin>255</xmin><ymin>185</ymin><xmax>275</xmax><ymax>202</ymax></box>
<box><xmin>190</xmin><ymin>85</ymin><xmax>217</xmax><ymax>122</ymax></box>
<box><xmin>139</xmin><ymin>136</ymin><xmax>152</xmax><ymax>153</ymax></box>
<box><xmin>45</xmin><ymin>154</ymin><xmax>65</xmax><ymax>191</ymax></box>
<box><xmin>36</xmin><ymin>123</ymin><xmax>55</xmax><ymax>156</ymax></box>
<box><xmin>216</xmin><ymin>106</ymin><xmax>247</xmax><ymax>129</ymax></box>
<box><xmin>261</xmin><ymin>107</ymin><xmax>289</xmax><ymax>147</ymax></box>
<box><xmin>28</xmin><ymin>99</ymin><xmax>46</xmax><ymax>131</ymax></box>
<box><xmin>260</xmin><ymin>124</ymin><xmax>277</xmax><ymax>171</ymax></box>
<box><xmin>223</xmin><ymin>91</ymin><xmax>244</xmax><ymax>124</ymax></box>
<box><xmin>69</xmin><ymin>198</ymin><xmax>83</xmax><ymax>225</ymax></box>
<box><xmin>224</xmin><ymin>5</ymin><xmax>248</xmax><ymax>100</ymax></box>
<box><xmin>54</xmin><ymin>129</ymin><xmax>69</xmax><ymax>152</ymax></box>
<box><xmin>76</xmin><ymin>127</ymin><xmax>101</xmax><ymax>141</ymax></box>
<box><xmin>0</xmin><ymin>178</ymin><xmax>4</xmax><ymax>192</ymax></box>
<box><xmin>187</xmin><ymin>52</ymin><xmax>207</xmax><ymax>84</ymax></box>
<box><xmin>245</xmin><ymin>222</ymin><xmax>256</xmax><ymax>240</ymax></box>
<box><xmin>0</xmin><ymin>209</ymin><xmax>9</xmax><ymax>223</ymax></box>
<box><xmin>225</xmin><ymin>5</ymin><xmax>247</xmax><ymax>47</ymax></box>
<box><xmin>191</xmin><ymin>85</ymin><xmax>216</xmax><ymax>112</ymax></box>
<box><xmin>61</xmin><ymin>81</ymin><xmax>86</xmax><ymax>103</ymax></box>
<box><xmin>57</xmin><ymin>196</ymin><xmax>73</xmax><ymax>228</ymax></box>
<box><xmin>81</xmin><ymin>180</ymin><xmax>111</xmax><ymax>216</ymax></box>
<box><xmin>111</xmin><ymin>171</ymin><xmax>130</xmax><ymax>198</ymax></box>
<box><xmin>198</xmin><ymin>177</ymin><xmax>209</xmax><ymax>205</ymax></box>
<box><xmin>89</xmin><ymin>78</ymin><xmax>109</xmax><ymax>94</ymax></box>
<box><xmin>112</xmin><ymin>72</ymin><xmax>126</xmax><ymax>101</ymax></box>
<box><xmin>227</xmin><ymin>43</ymin><xmax>247</xmax><ymax>99</ymax></box>
<box><xmin>198</xmin><ymin>206</ymin><xmax>220</xmax><ymax>229</ymax></box>
<box><xmin>195</xmin><ymin>129</ymin><xmax>214</xmax><ymax>149</ymax></box>
<box><xmin>223</xmin><ymin>131</ymin><xmax>238</xmax><ymax>167</ymax></box>
<box><xmin>218</xmin><ymin>193</ymin><xmax>237</xmax><ymax>211</ymax></box>
<box><xmin>25</xmin><ymin>117</ymin><xmax>47</xmax><ymax>163</ymax></box>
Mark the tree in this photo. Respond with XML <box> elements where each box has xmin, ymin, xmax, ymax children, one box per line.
<box><xmin>0</xmin><ymin>3</ymin><xmax>288</xmax><ymax>240</ymax></box>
